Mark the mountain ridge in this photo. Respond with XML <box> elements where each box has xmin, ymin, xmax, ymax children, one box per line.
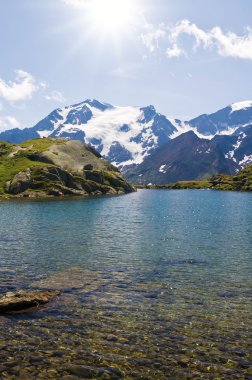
<box><xmin>0</xmin><ymin>98</ymin><xmax>252</xmax><ymax>184</ymax></box>
<box><xmin>125</xmin><ymin>131</ymin><xmax>238</xmax><ymax>185</ymax></box>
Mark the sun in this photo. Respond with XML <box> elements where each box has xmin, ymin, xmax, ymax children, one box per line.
<box><xmin>85</xmin><ymin>0</ymin><xmax>137</xmax><ymax>34</ymax></box>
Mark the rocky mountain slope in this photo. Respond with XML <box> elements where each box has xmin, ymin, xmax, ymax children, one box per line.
<box><xmin>0</xmin><ymin>99</ymin><xmax>252</xmax><ymax>184</ymax></box>
<box><xmin>130</xmin><ymin>124</ymin><xmax>252</xmax><ymax>185</ymax></box>
<box><xmin>0</xmin><ymin>138</ymin><xmax>135</xmax><ymax>199</ymax></box>
<box><xmin>125</xmin><ymin>131</ymin><xmax>238</xmax><ymax>185</ymax></box>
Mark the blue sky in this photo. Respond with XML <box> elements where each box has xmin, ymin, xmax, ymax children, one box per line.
<box><xmin>0</xmin><ymin>0</ymin><xmax>252</xmax><ymax>130</ymax></box>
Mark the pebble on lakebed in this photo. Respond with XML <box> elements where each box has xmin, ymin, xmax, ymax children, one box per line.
<box><xmin>0</xmin><ymin>289</ymin><xmax>60</xmax><ymax>313</ymax></box>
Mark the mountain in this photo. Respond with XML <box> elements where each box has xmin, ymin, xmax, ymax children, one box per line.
<box><xmin>213</xmin><ymin>124</ymin><xmax>252</xmax><ymax>168</ymax></box>
<box><xmin>188</xmin><ymin>100</ymin><xmax>252</xmax><ymax>136</ymax></box>
<box><xmin>0</xmin><ymin>99</ymin><xmax>177</xmax><ymax>170</ymax></box>
<box><xmin>0</xmin><ymin>138</ymin><xmax>135</xmax><ymax>199</ymax></box>
<box><xmin>125</xmin><ymin>131</ymin><xmax>238</xmax><ymax>185</ymax></box>
<box><xmin>142</xmin><ymin>164</ymin><xmax>252</xmax><ymax>192</ymax></box>
<box><xmin>0</xmin><ymin>127</ymin><xmax>39</xmax><ymax>144</ymax></box>
<box><xmin>0</xmin><ymin>99</ymin><xmax>252</xmax><ymax>184</ymax></box>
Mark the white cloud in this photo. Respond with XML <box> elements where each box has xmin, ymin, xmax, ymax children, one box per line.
<box><xmin>0</xmin><ymin>70</ymin><xmax>38</xmax><ymax>103</ymax></box>
<box><xmin>0</xmin><ymin>116</ymin><xmax>20</xmax><ymax>132</ymax></box>
<box><xmin>141</xmin><ymin>20</ymin><xmax>252</xmax><ymax>60</ymax></box>
<box><xmin>141</xmin><ymin>24</ymin><xmax>166</xmax><ymax>53</ymax></box>
<box><xmin>166</xmin><ymin>44</ymin><xmax>184</xmax><ymax>58</ymax></box>
<box><xmin>0</xmin><ymin>71</ymin><xmax>66</xmax><ymax>106</ymax></box>
<box><xmin>44</xmin><ymin>90</ymin><xmax>66</xmax><ymax>103</ymax></box>
<box><xmin>168</xmin><ymin>20</ymin><xmax>210</xmax><ymax>50</ymax></box>
<box><xmin>210</xmin><ymin>26</ymin><xmax>252</xmax><ymax>59</ymax></box>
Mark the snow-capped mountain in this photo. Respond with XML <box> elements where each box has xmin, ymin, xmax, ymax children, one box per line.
<box><xmin>0</xmin><ymin>99</ymin><xmax>177</xmax><ymax>169</ymax></box>
<box><xmin>125</xmin><ymin>131</ymin><xmax>239</xmax><ymax>185</ymax></box>
<box><xmin>0</xmin><ymin>98</ymin><xmax>252</xmax><ymax>182</ymax></box>
<box><xmin>126</xmin><ymin>123</ymin><xmax>252</xmax><ymax>184</ymax></box>
<box><xmin>188</xmin><ymin>100</ymin><xmax>252</xmax><ymax>137</ymax></box>
<box><xmin>213</xmin><ymin>124</ymin><xmax>252</xmax><ymax>168</ymax></box>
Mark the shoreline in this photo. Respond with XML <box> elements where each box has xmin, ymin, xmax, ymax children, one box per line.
<box><xmin>134</xmin><ymin>185</ymin><xmax>252</xmax><ymax>192</ymax></box>
<box><xmin>0</xmin><ymin>189</ymin><xmax>136</xmax><ymax>203</ymax></box>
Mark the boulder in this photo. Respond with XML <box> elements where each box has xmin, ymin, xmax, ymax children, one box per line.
<box><xmin>84</xmin><ymin>170</ymin><xmax>104</xmax><ymax>184</ymax></box>
<box><xmin>0</xmin><ymin>290</ymin><xmax>59</xmax><ymax>312</ymax></box>
<box><xmin>5</xmin><ymin>169</ymin><xmax>31</xmax><ymax>194</ymax></box>
<box><xmin>83</xmin><ymin>164</ymin><xmax>93</xmax><ymax>171</ymax></box>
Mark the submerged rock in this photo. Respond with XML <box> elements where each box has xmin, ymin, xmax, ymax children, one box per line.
<box><xmin>0</xmin><ymin>290</ymin><xmax>59</xmax><ymax>312</ymax></box>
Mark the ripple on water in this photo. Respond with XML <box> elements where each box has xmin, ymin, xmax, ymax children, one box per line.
<box><xmin>0</xmin><ymin>190</ymin><xmax>251</xmax><ymax>379</ymax></box>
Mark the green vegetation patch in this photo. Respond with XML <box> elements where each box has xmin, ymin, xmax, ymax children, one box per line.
<box><xmin>0</xmin><ymin>140</ymin><xmax>57</xmax><ymax>193</ymax></box>
<box><xmin>20</xmin><ymin>138</ymin><xmax>65</xmax><ymax>151</ymax></box>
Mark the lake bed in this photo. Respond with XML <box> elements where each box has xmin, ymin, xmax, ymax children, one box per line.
<box><xmin>0</xmin><ymin>189</ymin><xmax>251</xmax><ymax>379</ymax></box>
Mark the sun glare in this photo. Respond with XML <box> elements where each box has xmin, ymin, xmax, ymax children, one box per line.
<box><xmin>85</xmin><ymin>0</ymin><xmax>137</xmax><ymax>34</ymax></box>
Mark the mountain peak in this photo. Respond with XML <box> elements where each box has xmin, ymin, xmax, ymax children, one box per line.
<box><xmin>70</xmin><ymin>98</ymin><xmax>113</xmax><ymax>111</ymax></box>
<box><xmin>231</xmin><ymin>100</ymin><xmax>252</xmax><ymax>113</ymax></box>
<box><xmin>139</xmin><ymin>105</ymin><xmax>157</xmax><ymax>123</ymax></box>
<box><xmin>83</xmin><ymin>98</ymin><xmax>113</xmax><ymax>111</ymax></box>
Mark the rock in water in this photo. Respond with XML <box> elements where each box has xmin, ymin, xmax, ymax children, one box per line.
<box><xmin>0</xmin><ymin>290</ymin><xmax>59</xmax><ymax>312</ymax></box>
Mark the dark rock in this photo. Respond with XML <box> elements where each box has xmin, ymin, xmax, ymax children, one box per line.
<box><xmin>26</xmin><ymin>152</ymin><xmax>54</xmax><ymax>164</ymax></box>
<box><xmin>66</xmin><ymin>365</ymin><xmax>123</xmax><ymax>379</ymax></box>
<box><xmin>106</xmin><ymin>141</ymin><xmax>133</xmax><ymax>164</ymax></box>
<box><xmin>0</xmin><ymin>290</ymin><xmax>60</xmax><ymax>312</ymax></box>
<box><xmin>5</xmin><ymin>169</ymin><xmax>31</xmax><ymax>194</ymax></box>
<box><xmin>66</xmin><ymin>365</ymin><xmax>98</xmax><ymax>378</ymax></box>
<box><xmin>84</xmin><ymin>169</ymin><xmax>104</xmax><ymax>184</ymax></box>
<box><xmin>84</xmin><ymin>164</ymin><xmax>94</xmax><ymax>171</ymax></box>
<box><xmin>105</xmin><ymin>173</ymin><xmax>135</xmax><ymax>193</ymax></box>
<box><xmin>126</xmin><ymin>131</ymin><xmax>237</xmax><ymax>185</ymax></box>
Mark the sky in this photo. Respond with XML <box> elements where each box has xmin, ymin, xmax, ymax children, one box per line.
<box><xmin>0</xmin><ymin>0</ymin><xmax>252</xmax><ymax>131</ymax></box>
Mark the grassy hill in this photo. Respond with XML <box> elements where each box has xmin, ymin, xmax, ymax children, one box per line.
<box><xmin>0</xmin><ymin>138</ymin><xmax>135</xmax><ymax>199</ymax></box>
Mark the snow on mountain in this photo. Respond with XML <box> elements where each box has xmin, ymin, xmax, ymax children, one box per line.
<box><xmin>1</xmin><ymin>98</ymin><xmax>252</xmax><ymax>176</ymax></box>
<box><xmin>188</xmin><ymin>100</ymin><xmax>252</xmax><ymax>137</ymax></box>
<box><xmin>239</xmin><ymin>154</ymin><xmax>252</xmax><ymax>168</ymax></box>
<box><xmin>231</xmin><ymin>100</ymin><xmax>252</xmax><ymax>113</ymax></box>
<box><xmin>126</xmin><ymin>131</ymin><xmax>238</xmax><ymax>185</ymax></box>
<box><xmin>32</xmin><ymin>99</ymin><xmax>177</xmax><ymax>169</ymax></box>
<box><xmin>170</xmin><ymin>119</ymin><xmax>213</xmax><ymax>140</ymax></box>
<box><xmin>213</xmin><ymin>124</ymin><xmax>252</xmax><ymax>170</ymax></box>
<box><xmin>224</xmin><ymin>133</ymin><xmax>246</xmax><ymax>163</ymax></box>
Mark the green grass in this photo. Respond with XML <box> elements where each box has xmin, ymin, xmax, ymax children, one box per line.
<box><xmin>20</xmin><ymin>138</ymin><xmax>64</xmax><ymax>151</ymax></box>
<box><xmin>0</xmin><ymin>156</ymin><xmax>52</xmax><ymax>192</ymax></box>
<box><xmin>0</xmin><ymin>139</ymin><xmax>60</xmax><ymax>192</ymax></box>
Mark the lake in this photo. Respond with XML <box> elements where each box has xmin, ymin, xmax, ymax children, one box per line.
<box><xmin>0</xmin><ymin>189</ymin><xmax>251</xmax><ymax>379</ymax></box>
